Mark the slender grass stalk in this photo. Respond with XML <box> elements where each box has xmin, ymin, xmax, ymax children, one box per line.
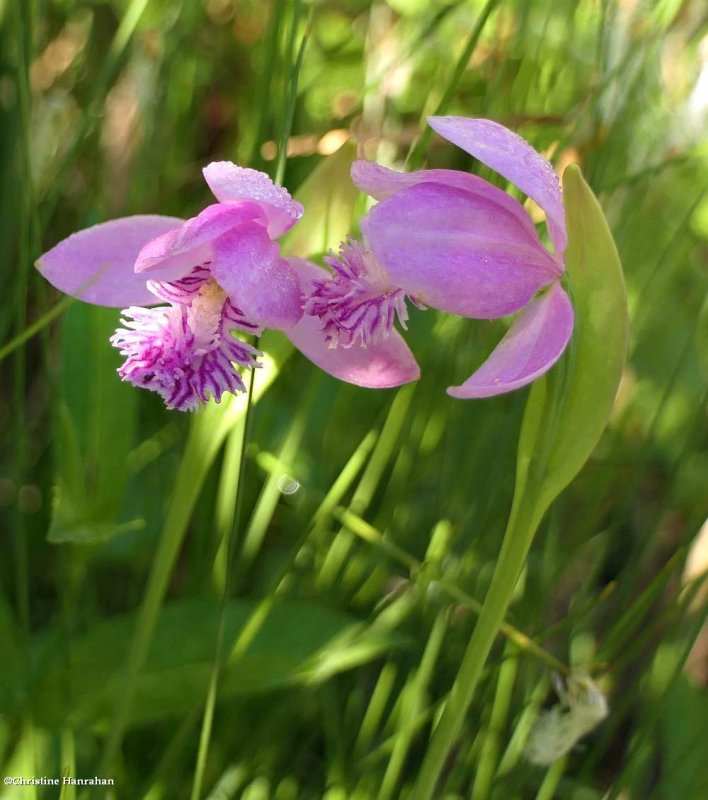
<box><xmin>248</xmin><ymin>0</ymin><xmax>287</xmax><ymax>166</ymax></box>
<box><xmin>0</xmin><ymin>294</ymin><xmax>75</xmax><ymax>363</ymax></box>
<box><xmin>535</xmin><ymin>756</ymin><xmax>567</xmax><ymax>800</ymax></box>
<box><xmin>406</xmin><ymin>0</ymin><xmax>501</xmax><ymax>170</ymax></box>
<box><xmin>190</xmin><ymin>365</ymin><xmax>259</xmax><ymax>800</ymax></box>
<box><xmin>495</xmin><ymin>675</ymin><xmax>551</xmax><ymax>777</ymax></box>
<box><xmin>318</xmin><ymin>385</ymin><xmax>415</xmax><ymax>589</ymax></box>
<box><xmin>359</xmin><ymin>706</ymin><xmax>436</xmax><ymax>771</ymax></box>
<box><xmin>12</xmin><ymin>2</ymin><xmax>38</xmax><ymax>794</ymax></box>
<box><xmin>212</xmin><ymin>415</ymin><xmax>248</xmax><ymax>593</ymax></box>
<box><xmin>355</xmin><ymin>662</ymin><xmax>398</xmax><ymax>755</ymax></box>
<box><xmin>411</xmin><ymin>490</ymin><xmax>544</xmax><ymax>800</ymax></box>
<box><xmin>11</xmin><ymin>0</ymin><xmax>34</xmax><ymax>640</ymax></box>
<box><xmin>274</xmin><ymin>0</ymin><xmax>311</xmax><ymax>187</ymax></box>
<box><xmin>238</xmin><ymin>383</ymin><xmax>314</xmax><ymax>571</ymax></box>
<box><xmin>471</xmin><ymin>648</ymin><xmax>518</xmax><ymax>800</ymax></box>
<box><xmin>378</xmin><ymin>611</ymin><xmax>447</xmax><ymax>800</ymax></box>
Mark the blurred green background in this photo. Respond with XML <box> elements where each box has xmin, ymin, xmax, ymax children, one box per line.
<box><xmin>1</xmin><ymin>0</ymin><xmax>707</xmax><ymax>798</ymax></box>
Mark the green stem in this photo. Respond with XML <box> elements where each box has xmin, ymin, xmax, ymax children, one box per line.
<box><xmin>189</xmin><ymin>365</ymin><xmax>258</xmax><ymax>800</ymax></box>
<box><xmin>535</xmin><ymin>757</ymin><xmax>567</xmax><ymax>800</ymax></box>
<box><xmin>411</xmin><ymin>499</ymin><xmax>542</xmax><ymax>800</ymax></box>
<box><xmin>471</xmin><ymin>646</ymin><xmax>518</xmax><ymax>800</ymax></box>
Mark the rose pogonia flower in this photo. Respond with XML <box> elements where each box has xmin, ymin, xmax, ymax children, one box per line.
<box><xmin>285</xmin><ymin>255</ymin><xmax>420</xmax><ymax>389</ymax></box>
<box><xmin>304</xmin><ymin>117</ymin><xmax>574</xmax><ymax>398</ymax></box>
<box><xmin>37</xmin><ymin>164</ymin><xmax>418</xmax><ymax>410</ymax></box>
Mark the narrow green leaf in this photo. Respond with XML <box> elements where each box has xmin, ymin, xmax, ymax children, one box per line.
<box><xmin>411</xmin><ymin>167</ymin><xmax>629</xmax><ymax>800</ymax></box>
<box><xmin>521</xmin><ymin>164</ymin><xmax>629</xmax><ymax>521</ymax></box>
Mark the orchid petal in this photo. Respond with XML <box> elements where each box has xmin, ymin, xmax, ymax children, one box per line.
<box><xmin>352</xmin><ymin>161</ymin><xmax>540</xmax><ymax>246</ymax></box>
<box><xmin>361</xmin><ymin>182</ymin><xmax>560</xmax><ymax>319</ymax></box>
<box><xmin>36</xmin><ymin>215</ymin><xmax>184</xmax><ymax>307</ymax></box>
<box><xmin>134</xmin><ymin>202</ymin><xmax>266</xmax><ymax>279</ymax></box>
<box><xmin>211</xmin><ymin>226</ymin><xmax>303</xmax><ymax>330</ymax></box>
<box><xmin>203</xmin><ymin>162</ymin><xmax>303</xmax><ymax>238</ymax></box>
<box><xmin>447</xmin><ymin>282</ymin><xmax>574</xmax><ymax>398</ymax></box>
<box><xmin>285</xmin><ymin>258</ymin><xmax>420</xmax><ymax>388</ymax></box>
<box><xmin>428</xmin><ymin>116</ymin><xmax>568</xmax><ymax>257</ymax></box>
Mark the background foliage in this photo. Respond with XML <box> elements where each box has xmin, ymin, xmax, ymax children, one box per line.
<box><xmin>1</xmin><ymin>0</ymin><xmax>707</xmax><ymax>798</ymax></box>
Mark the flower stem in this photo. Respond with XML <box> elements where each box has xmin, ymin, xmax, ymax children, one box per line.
<box><xmin>411</xmin><ymin>496</ymin><xmax>542</xmax><ymax>800</ymax></box>
<box><xmin>189</xmin><ymin>365</ymin><xmax>258</xmax><ymax>800</ymax></box>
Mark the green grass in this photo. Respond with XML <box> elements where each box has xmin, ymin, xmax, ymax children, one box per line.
<box><xmin>1</xmin><ymin>0</ymin><xmax>707</xmax><ymax>798</ymax></box>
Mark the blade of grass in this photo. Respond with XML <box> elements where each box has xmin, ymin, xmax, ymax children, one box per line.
<box><xmin>496</xmin><ymin>674</ymin><xmax>551</xmax><ymax>777</ymax></box>
<box><xmin>317</xmin><ymin>385</ymin><xmax>415</xmax><ymax>590</ymax></box>
<box><xmin>471</xmin><ymin>647</ymin><xmax>519</xmax><ymax>800</ymax></box>
<box><xmin>534</xmin><ymin>756</ymin><xmax>567</xmax><ymax>800</ymax></box>
<box><xmin>238</xmin><ymin>381</ymin><xmax>316</xmax><ymax>572</ymax></box>
<box><xmin>10</xmin><ymin>0</ymin><xmax>38</xmax><ymax>792</ymax></box>
<box><xmin>354</xmin><ymin>661</ymin><xmax>398</xmax><ymax>756</ymax></box>
<box><xmin>247</xmin><ymin>0</ymin><xmax>287</xmax><ymax>166</ymax></box>
<box><xmin>378</xmin><ymin>611</ymin><xmax>447</xmax><ymax>800</ymax></box>
<box><xmin>406</xmin><ymin>0</ymin><xmax>501</xmax><ymax>170</ymax></box>
<box><xmin>274</xmin><ymin>0</ymin><xmax>311</xmax><ymax>187</ymax></box>
<box><xmin>0</xmin><ymin>294</ymin><xmax>75</xmax><ymax>363</ymax></box>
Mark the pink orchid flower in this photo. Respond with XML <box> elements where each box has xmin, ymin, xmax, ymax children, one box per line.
<box><xmin>38</xmin><ymin>164</ymin><xmax>419</xmax><ymax>411</ymax></box>
<box><xmin>305</xmin><ymin>117</ymin><xmax>574</xmax><ymax>398</ymax></box>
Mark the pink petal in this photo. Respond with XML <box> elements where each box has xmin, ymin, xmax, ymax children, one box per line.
<box><xmin>352</xmin><ymin>161</ymin><xmax>540</xmax><ymax>245</ymax></box>
<box><xmin>134</xmin><ymin>202</ymin><xmax>266</xmax><ymax>278</ymax></box>
<box><xmin>285</xmin><ymin>258</ymin><xmax>420</xmax><ymax>388</ymax></box>
<box><xmin>36</xmin><ymin>215</ymin><xmax>184</xmax><ymax>307</ymax></box>
<box><xmin>203</xmin><ymin>162</ymin><xmax>303</xmax><ymax>238</ymax></box>
<box><xmin>361</xmin><ymin>182</ymin><xmax>560</xmax><ymax>319</ymax></box>
<box><xmin>428</xmin><ymin>116</ymin><xmax>567</xmax><ymax>258</ymax></box>
<box><xmin>211</xmin><ymin>226</ymin><xmax>303</xmax><ymax>330</ymax></box>
<box><xmin>448</xmin><ymin>282</ymin><xmax>574</xmax><ymax>398</ymax></box>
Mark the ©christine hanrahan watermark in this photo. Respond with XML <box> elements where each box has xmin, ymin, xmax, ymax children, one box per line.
<box><xmin>4</xmin><ymin>776</ymin><xmax>115</xmax><ymax>787</ymax></box>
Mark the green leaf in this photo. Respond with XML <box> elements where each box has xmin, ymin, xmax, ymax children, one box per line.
<box><xmin>517</xmin><ymin>164</ymin><xmax>629</xmax><ymax>524</ymax></box>
<box><xmin>281</xmin><ymin>141</ymin><xmax>361</xmax><ymax>259</ymax></box>
<box><xmin>31</xmin><ymin>600</ymin><xmax>400</xmax><ymax>729</ymax></box>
